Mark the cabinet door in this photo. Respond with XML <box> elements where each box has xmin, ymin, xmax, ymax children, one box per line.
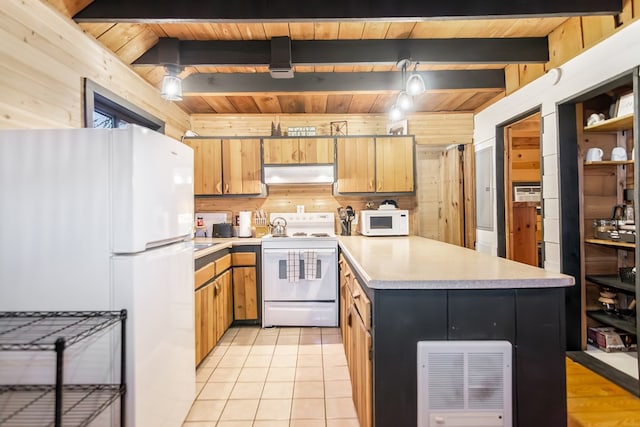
<box><xmin>222</xmin><ymin>138</ymin><xmax>262</xmax><ymax>194</ymax></box>
<box><xmin>205</xmin><ymin>282</ymin><xmax>216</xmax><ymax>356</ymax></box>
<box><xmin>194</xmin><ymin>287</ymin><xmax>203</xmax><ymax>364</ymax></box>
<box><xmin>337</xmin><ymin>137</ymin><xmax>375</xmax><ymax>192</ymax></box>
<box><xmin>219</xmin><ymin>269</ymin><xmax>234</xmax><ymax>330</ymax></box>
<box><xmin>184</xmin><ymin>138</ymin><xmax>223</xmax><ymax>195</ymax></box>
<box><xmin>375</xmin><ymin>136</ymin><xmax>414</xmax><ymax>192</ymax></box>
<box><xmin>353</xmin><ymin>312</ymin><xmax>373</xmax><ymax>427</ymax></box>
<box><xmin>263</xmin><ymin>138</ymin><xmax>299</xmax><ymax>164</ymax></box>
<box><xmin>233</xmin><ymin>266</ymin><xmax>258</xmax><ymax>320</ymax></box>
<box><xmin>299</xmin><ymin>138</ymin><xmax>334</xmax><ymax>163</ymax></box>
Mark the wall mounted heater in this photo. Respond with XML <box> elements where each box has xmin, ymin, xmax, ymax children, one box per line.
<box><xmin>417</xmin><ymin>341</ymin><xmax>512</xmax><ymax>427</ymax></box>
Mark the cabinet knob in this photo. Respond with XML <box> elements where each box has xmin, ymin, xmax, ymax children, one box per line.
<box><xmin>225</xmin><ymin>183</ymin><xmax>229</xmax><ymax>193</ymax></box>
<box><xmin>353</xmin><ymin>290</ymin><xmax>361</xmax><ymax>299</ymax></box>
<box><xmin>216</xmin><ymin>181</ymin><xmax>222</xmax><ymax>194</ymax></box>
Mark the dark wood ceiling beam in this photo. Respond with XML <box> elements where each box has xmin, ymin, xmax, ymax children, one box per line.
<box><xmin>134</xmin><ymin>37</ymin><xmax>548</xmax><ymax>66</ymax></box>
<box><xmin>74</xmin><ymin>0</ymin><xmax>622</xmax><ymax>22</ymax></box>
<box><xmin>181</xmin><ymin>70</ymin><xmax>505</xmax><ymax>95</ymax></box>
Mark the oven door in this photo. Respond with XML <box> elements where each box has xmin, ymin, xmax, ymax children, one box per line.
<box><xmin>262</xmin><ymin>248</ymin><xmax>337</xmax><ymax>301</ymax></box>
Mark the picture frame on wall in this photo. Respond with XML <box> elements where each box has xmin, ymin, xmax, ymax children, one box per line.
<box><xmin>386</xmin><ymin>120</ymin><xmax>408</xmax><ymax>135</ymax></box>
<box><xmin>615</xmin><ymin>92</ymin><xmax>634</xmax><ymax>117</ymax></box>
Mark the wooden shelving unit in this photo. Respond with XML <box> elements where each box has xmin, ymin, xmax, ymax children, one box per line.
<box><xmin>586</xmin><ymin>274</ymin><xmax>636</xmax><ymax>293</ymax></box>
<box><xmin>584</xmin><ymin>238</ymin><xmax>636</xmax><ymax>249</ymax></box>
<box><xmin>584</xmin><ymin>114</ymin><xmax>634</xmax><ymax>133</ymax></box>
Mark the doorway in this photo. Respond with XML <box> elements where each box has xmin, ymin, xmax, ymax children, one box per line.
<box><xmin>499</xmin><ymin>111</ymin><xmax>543</xmax><ymax>267</ymax></box>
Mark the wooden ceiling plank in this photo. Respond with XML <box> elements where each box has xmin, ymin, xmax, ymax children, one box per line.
<box><xmin>368</xmin><ymin>93</ymin><xmax>396</xmax><ymax>113</ymax></box>
<box><xmin>253</xmin><ymin>95</ymin><xmax>284</xmax><ymax>113</ymax></box>
<box><xmin>326</xmin><ymin>94</ymin><xmax>353</xmax><ymax>114</ymax></box>
<box><xmin>115</xmin><ymin>26</ymin><xmax>159</xmax><ymax>64</ymax></box>
<box><xmin>211</xmin><ymin>23</ymin><xmax>244</xmax><ymax>40</ymax></box>
<box><xmin>289</xmin><ymin>22</ymin><xmax>315</xmax><ymax>40</ymax></box>
<box><xmin>347</xmin><ymin>94</ymin><xmax>380</xmax><ymax>114</ymax></box>
<box><xmin>176</xmin><ymin>96</ymin><xmax>216</xmax><ymax>114</ymax></box>
<box><xmin>363</xmin><ymin>21</ymin><xmax>391</xmax><ymax>39</ymax></box>
<box><xmin>262</xmin><ymin>22</ymin><xmax>291</xmax><ymax>38</ymax></box>
<box><xmin>277</xmin><ymin>94</ymin><xmax>306</xmax><ymax>113</ymax></box>
<box><xmin>73</xmin><ymin>0</ymin><xmax>623</xmax><ymax>22</ymax></box>
<box><xmin>228</xmin><ymin>96</ymin><xmax>261</xmax><ymax>113</ymax></box>
<box><xmin>78</xmin><ymin>22</ymin><xmax>116</xmax><ymax>38</ymax></box>
<box><xmin>98</xmin><ymin>23</ymin><xmax>147</xmax><ymax>52</ymax></box>
<box><xmin>304</xmin><ymin>94</ymin><xmax>328</xmax><ymax>113</ymax></box>
<box><xmin>238</xmin><ymin>23</ymin><xmax>268</xmax><ymax>40</ymax></box>
<box><xmin>337</xmin><ymin>22</ymin><xmax>365</xmax><ymax>39</ymax></box>
<box><xmin>203</xmin><ymin>95</ymin><xmax>238</xmax><ymax>113</ymax></box>
<box><xmin>314</xmin><ymin>22</ymin><xmax>339</xmax><ymax>39</ymax></box>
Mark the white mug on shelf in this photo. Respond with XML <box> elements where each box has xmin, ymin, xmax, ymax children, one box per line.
<box><xmin>611</xmin><ymin>147</ymin><xmax>628</xmax><ymax>161</ymax></box>
<box><xmin>585</xmin><ymin>147</ymin><xmax>603</xmax><ymax>162</ymax></box>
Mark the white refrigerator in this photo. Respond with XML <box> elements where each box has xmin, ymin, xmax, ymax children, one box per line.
<box><xmin>0</xmin><ymin>125</ymin><xmax>196</xmax><ymax>426</ymax></box>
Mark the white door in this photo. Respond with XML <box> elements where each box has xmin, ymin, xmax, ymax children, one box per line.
<box><xmin>263</xmin><ymin>248</ymin><xmax>337</xmax><ymax>300</ymax></box>
<box><xmin>112</xmin><ymin>241</ymin><xmax>195</xmax><ymax>427</ymax></box>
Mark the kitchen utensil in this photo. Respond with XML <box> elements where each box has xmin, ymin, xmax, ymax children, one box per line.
<box><xmin>585</xmin><ymin>147</ymin><xmax>603</xmax><ymax>162</ymax></box>
<box><xmin>269</xmin><ymin>216</ymin><xmax>288</xmax><ymax>237</ymax></box>
<box><xmin>338</xmin><ymin>206</ymin><xmax>355</xmax><ymax>236</ymax></box>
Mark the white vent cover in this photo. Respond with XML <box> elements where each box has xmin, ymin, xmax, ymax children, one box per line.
<box><xmin>417</xmin><ymin>341</ymin><xmax>512</xmax><ymax>427</ymax></box>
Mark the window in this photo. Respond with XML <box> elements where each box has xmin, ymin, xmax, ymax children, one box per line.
<box><xmin>84</xmin><ymin>79</ymin><xmax>164</xmax><ymax>132</ymax></box>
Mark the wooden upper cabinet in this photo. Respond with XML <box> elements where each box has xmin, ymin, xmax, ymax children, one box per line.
<box><xmin>222</xmin><ymin>138</ymin><xmax>262</xmax><ymax>195</ymax></box>
<box><xmin>263</xmin><ymin>138</ymin><xmax>299</xmax><ymax>164</ymax></box>
<box><xmin>337</xmin><ymin>137</ymin><xmax>375</xmax><ymax>193</ymax></box>
<box><xmin>299</xmin><ymin>138</ymin><xmax>334</xmax><ymax>163</ymax></box>
<box><xmin>264</xmin><ymin>137</ymin><xmax>334</xmax><ymax>164</ymax></box>
<box><xmin>375</xmin><ymin>136</ymin><xmax>414</xmax><ymax>192</ymax></box>
<box><xmin>183</xmin><ymin>138</ymin><xmax>222</xmax><ymax>195</ymax></box>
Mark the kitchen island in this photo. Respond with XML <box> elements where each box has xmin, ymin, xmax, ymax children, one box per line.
<box><xmin>338</xmin><ymin>236</ymin><xmax>574</xmax><ymax>427</ymax></box>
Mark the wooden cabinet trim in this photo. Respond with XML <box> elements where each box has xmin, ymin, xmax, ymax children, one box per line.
<box><xmin>232</xmin><ymin>252</ymin><xmax>256</xmax><ymax>266</ymax></box>
<box><xmin>195</xmin><ymin>262</ymin><xmax>216</xmax><ymax>289</ymax></box>
<box><xmin>215</xmin><ymin>253</ymin><xmax>232</xmax><ymax>274</ymax></box>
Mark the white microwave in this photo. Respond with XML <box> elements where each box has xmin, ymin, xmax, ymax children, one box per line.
<box><xmin>358</xmin><ymin>209</ymin><xmax>409</xmax><ymax>236</ymax></box>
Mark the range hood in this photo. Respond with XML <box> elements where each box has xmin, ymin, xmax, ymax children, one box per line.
<box><xmin>264</xmin><ymin>164</ymin><xmax>335</xmax><ymax>185</ymax></box>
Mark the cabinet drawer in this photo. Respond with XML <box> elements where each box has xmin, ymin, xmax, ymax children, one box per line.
<box><xmin>195</xmin><ymin>262</ymin><xmax>215</xmax><ymax>289</ymax></box>
<box><xmin>232</xmin><ymin>252</ymin><xmax>256</xmax><ymax>266</ymax></box>
<box><xmin>215</xmin><ymin>254</ymin><xmax>232</xmax><ymax>273</ymax></box>
<box><xmin>351</xmin><ymin>279</ymin><xmax>371</xmax><ymax>331</ymax></box>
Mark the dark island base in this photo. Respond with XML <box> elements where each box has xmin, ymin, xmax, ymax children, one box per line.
<box><xmin>371</xmin><ymin>287</ymin><xmax>567</xmax><ymax>427</ymax></box>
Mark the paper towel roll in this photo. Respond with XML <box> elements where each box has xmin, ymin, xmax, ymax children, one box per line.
<box><xmin>238</xmin><ymin>211</ymin><xmax>252</xmax><ymax>237</ymax></box>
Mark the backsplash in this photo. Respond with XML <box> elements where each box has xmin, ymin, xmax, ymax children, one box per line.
<box><xmin>194</xmin><ymin>185</ymin><xmax>417</xmax><ymax>235</ymax></box>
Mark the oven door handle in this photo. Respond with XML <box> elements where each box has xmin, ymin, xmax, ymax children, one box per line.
<box><xmin>263</xmin><ymin>248</ymin><xmax>336</xmax><ymax>256</ymax></box>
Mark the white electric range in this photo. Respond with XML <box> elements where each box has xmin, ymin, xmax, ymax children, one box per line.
<box><xmin>261</xmin><ymin>212</ymin><xmax>338</xmax><ymax>327</ymax></box>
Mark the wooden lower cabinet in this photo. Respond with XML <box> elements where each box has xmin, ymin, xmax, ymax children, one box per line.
<box><xmin>340</xmin><ymin>254</ymin><xmax>372</xmax><ymax>427</ymax></box>
<box><xmin>194</xmin><ymin>256</ymin><xmax>234</xmax><ymax>366</ymax></box>
<box><xmin>232</xmin><ymin>251</ymin><xmax>258</xmax><ymax>321</ymax></box>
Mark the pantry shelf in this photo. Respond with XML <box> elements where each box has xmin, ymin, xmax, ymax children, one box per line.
<box><xmin>586</xmin><ymin>274</ymin><xmax>636</xmax><ymax>293</ymax></box>
<box><xmin>587</xmin><ymin>310</ymin><xmax>637</xmax><ymax>335</ymax></box>
<box><xmin>584</xmin><ymin>238</ymin><xmax>636</xmax><ymax>249</ymax></box>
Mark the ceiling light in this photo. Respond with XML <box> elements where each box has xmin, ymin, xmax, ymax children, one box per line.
<box><xmin>161</xmin><ymin>64</ymin><xmax>183</xmax><ymax>101</ymax></box>
<box><xmin>389</xmin><ymin>104</ymin><xmax>403</xmax><ymax>121</ymax></box>
<box><xmin>396</xmin><ymin>91</ymin><xmax>413</xmax><ymax>111</ymax></box>
<box><xmin>406</xmin><ymin>62</ymin><xmax>426</xmax><ymax>96</ymax></box>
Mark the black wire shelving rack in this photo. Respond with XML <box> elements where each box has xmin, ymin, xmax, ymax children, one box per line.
<box><xmin>0</xmin><ymin>310</ymin><xmax>127</xmax><ymax>427</ymax></box>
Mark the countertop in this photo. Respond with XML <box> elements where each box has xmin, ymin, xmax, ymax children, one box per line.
<box><xmin>337</xmin><ymin>235</ymin><xmax>575</xmax><ymax>290</ymax></box>
<box><xmin>193</xmin><ymin>237</ymin><xmax>262</xmax><ymax>259</ymax></box>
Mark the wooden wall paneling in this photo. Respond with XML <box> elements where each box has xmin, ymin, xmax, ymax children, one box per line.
<box><xmin>4</xmin><ymin>0</ymin><xmax>190</xmax><ymax>137</ymax></box>
<box><xmin>518</xmin><ymin>64</ymin><xmax>546</xmax><ymax>88</ymax></box>
<box><xmin>547</xmin><ymin>17</ymin><xmax>584</xmax><ymax>71</ymax></box>
<box><xmin>511</xmin><ymin>138</ymin><xmax>541</xmax><ymax>182</ymax></box>
<box><xmin>504</xmin><ymin>64</ymin><xmax>521</xmax><ymax>95</ymax></box>
<box><xmin>191</xmin><ymin>112</ymin><xmax>473</xmax><ymax>144</ymax></box>
<box><xmin>415</xmin><ymin>147</ymin><xmax>442</xmax><ymax>240</ymax></box>
<box><xmin>581</xmin><ymin>16</ymin><xmax>617</xmax><ymax>50</ymax></box>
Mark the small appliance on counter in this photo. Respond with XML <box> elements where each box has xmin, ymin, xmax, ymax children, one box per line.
<box><xmin>359</xmin><ymin>207</ymin><xmax>409</xmax><ymax>236</ymax></box>
<box><xmin>337</xmin><ymin>206</ymin><xmax>356</xmax><ymax>236</ymax></box>
<box><xmin>212</xmin><ymin>222</ymin><xmax>233</xmax><ymax>237</ymax></box>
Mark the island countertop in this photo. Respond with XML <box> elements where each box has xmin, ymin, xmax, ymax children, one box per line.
<box><xmin>338</xmin><ymin>235</ymin><xmax>574</xmax><ymax>290</ymax></box>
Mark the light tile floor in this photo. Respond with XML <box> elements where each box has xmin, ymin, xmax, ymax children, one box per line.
<box><xmin>183</xmin><ymin>326</ymin><xmax>360</xmax><ymax>427</ymax></box>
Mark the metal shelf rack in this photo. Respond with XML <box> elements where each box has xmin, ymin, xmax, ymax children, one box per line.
<box><xmin>0</xmin><ymin>310</ymin><xmax>127</xmax><ymax>427</ymax></box>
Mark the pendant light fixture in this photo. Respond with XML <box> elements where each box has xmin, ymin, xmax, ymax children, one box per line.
<box><xmin>406</xmin><ymin>62</ymin><xmax>426</xmax><ymax>96</ymax></box>
<box><xmin>161</xmin><ymin>64</ymin><xmax>184</xmax><ymax>101</ymax></box>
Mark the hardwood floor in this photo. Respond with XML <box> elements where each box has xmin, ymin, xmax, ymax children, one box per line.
<box><xmin>567</xmin><ymin>358</ymin><xmax>640</xmax><ymax>426</ymax></box>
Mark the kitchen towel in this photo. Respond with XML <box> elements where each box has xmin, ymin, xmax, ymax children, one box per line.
<box><xmin>287</xmin><ymin>250</ymin><xmax>300</xmax><ymax>282</ymax></box>
<box><xmin>304</xmin><ymin>251</ymin><xmax>318</xmax><ymax>280</ymax></box>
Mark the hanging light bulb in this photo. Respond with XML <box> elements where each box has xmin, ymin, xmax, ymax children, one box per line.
<box><xmin>396</xmin><ymin>91</ymin><xmax>413</xmax><ymax>111</ymax></box>
<box><xmin>161</xmin><ymin>64</ymin><xmax>184</xmax><ymax>101</ymax></box>
<box><xmin>389</xmin><ymin>104</ymin><xmax>403</xmax><ymax>121</ymax></box>
<box><xmin>406</xmin><ymin>62</ymin><xmax>426</xmax><ymax>96</ymax></box>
